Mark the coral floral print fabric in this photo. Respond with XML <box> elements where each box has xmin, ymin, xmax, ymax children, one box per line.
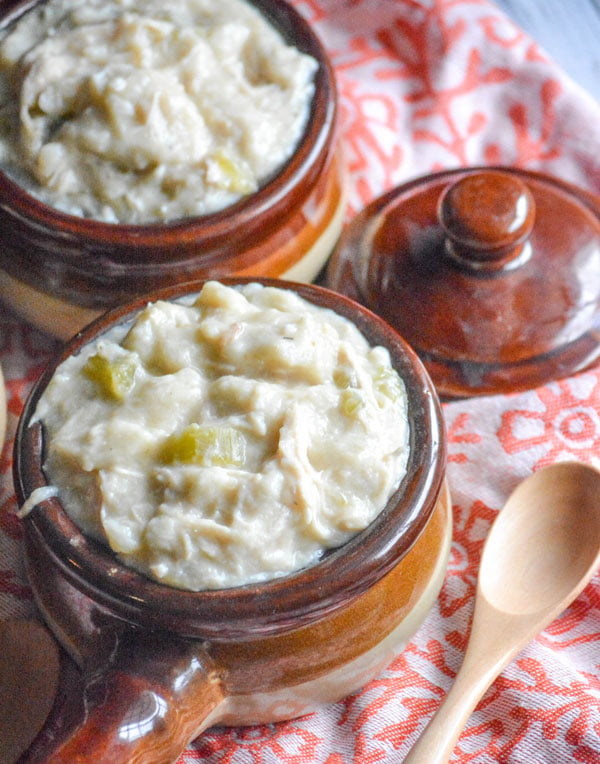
<box><xmin>1</xmin><ymin>0</ymin><xmax>600</xmax><ymax>762</ymax></box>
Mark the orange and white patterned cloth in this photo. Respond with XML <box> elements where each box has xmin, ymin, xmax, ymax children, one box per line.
<box><xmin>1</xmin><ymin>1</ymin><xmax>600</xmax><ymax>762</ymax></box>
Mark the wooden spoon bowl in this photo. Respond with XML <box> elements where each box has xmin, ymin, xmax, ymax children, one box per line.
<box><xmin>404</xmin><ymin>461</ymin><xmax>600</xmax><ymax>764</ymax></box>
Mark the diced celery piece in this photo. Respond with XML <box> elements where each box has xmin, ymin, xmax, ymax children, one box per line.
<box><xmin>333</xmin><ymin>368</ymin><xmax>352</xmax><ymax>389</ymax></box>
<box><xmin>212</xmin><ymin>149</ymin><xmax>255</xmax><ymax>194</ymax></box>
<box><xmin>83</xmin><ymin>353</ymin><xmax>137</xmax><ymax>401</ymax></box>
<box><xmin>340</xmin><ymin>389</ymin><xmax>363</xmax><ymax>418</ymax></box>
<box><xmin>161</xmin><ymin>424</ymin><xmax>246</xmax><ymax>467</ymax></box>
<box><xmin>374</xmin><ymin>367</ymin><xmax>403</xmax><ymax>401</ymax></box>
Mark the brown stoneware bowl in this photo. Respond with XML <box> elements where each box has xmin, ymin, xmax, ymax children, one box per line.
<box><xmin>0</xmin><ymin>0</ymin><xmax>345</xmax><ymax>340</ymax></box>
<box><xmin>14</xmin><ymin>278</ymin><xmax>450</xmax><ymax>763</ymax></box>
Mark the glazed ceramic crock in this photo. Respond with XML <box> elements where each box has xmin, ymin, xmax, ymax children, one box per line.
<box><xmin>326</xmin><ymin>166</ymin><xmax>600</xmax><ymax>397</ymax></box>
<box><xmin>0</xmin><ymin>0</ymin><xmax>345</xmax><ymax>340</ymax></box>
<box><xmin>14</xmin><ymin>278</ymin><xmax>450</xmax><ymax>763</ymax></box>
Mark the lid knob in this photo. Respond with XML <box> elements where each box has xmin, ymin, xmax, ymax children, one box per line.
<box><xmin>439</xmin><ymin>170</ymin><xmax>536</xmax><ymax>271</ymax></box>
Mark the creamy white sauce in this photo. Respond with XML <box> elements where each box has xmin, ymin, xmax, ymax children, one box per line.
<box><xmin>35</xmin><ymin>282</ymin><xmax>410</xmax><ymax>590</ymax></box>
<box><xmin>0</xmin><ymin>0</ymin><xmax>317</xmax><ymax>223</ymax></box>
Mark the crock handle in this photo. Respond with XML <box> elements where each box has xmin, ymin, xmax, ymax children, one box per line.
<box><xmin>18</xmin><ymin>632</ymin><xmax>226</xmax><ymax>763</ymax></box>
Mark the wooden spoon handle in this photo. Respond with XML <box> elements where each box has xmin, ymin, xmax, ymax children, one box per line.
<box><xmin>19</xmin><ymin>633</ymin><xmax>225</xmax><ymax>764</ymax></box>
<box><xmin>403</xmin><ymin>599</ymin><xmax>545</xmax><ymax>764</ymax></box>
<box><xmin>402</xmin><ymin>654</ymin><xmax>501</xmax><ymax>764</ymax></box>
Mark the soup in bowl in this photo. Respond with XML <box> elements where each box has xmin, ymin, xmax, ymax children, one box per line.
<box><xmin>14</xmin><ymin>278</ymin><xmax>450</xmax><ymax>763</ymax></box>
<box><xmin>0</xmin><ymin>0</ymin><xmax>344</xmax><ymax>340</ymax></box>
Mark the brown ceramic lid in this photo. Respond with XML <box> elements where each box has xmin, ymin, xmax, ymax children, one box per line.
<box><xmin>326</xmin><ymin>167</ymin><xmax>600</xmax><ymax>397</ymax></box>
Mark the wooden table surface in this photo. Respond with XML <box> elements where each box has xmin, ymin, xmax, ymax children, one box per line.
<box><xmin>494</xmin><ymin>0</ymin><xmax>600</xmax><ymax>101</ymax></box>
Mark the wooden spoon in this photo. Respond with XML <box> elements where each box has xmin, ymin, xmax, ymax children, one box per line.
<box><xmin>0</xmin><ymin>620</ymin><xmax>60</xmax><ymax>764</ymax></box>
<box><xmin>404</xmin><ymin>461</ymin><xmax>600</xmax><ymax>764</ymax></box>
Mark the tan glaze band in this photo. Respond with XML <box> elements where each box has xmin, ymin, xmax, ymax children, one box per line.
<box><xmin>0</xmin><ymin>196</ymin><xmax>344</xmax><ymax>341</ymax></box>
<box><xmin>0</xmin><ymin>155</ymin><xmax>347</xmax><ymax>342</ymax></box>
<box><xmin>207</xmin><ymin>480</ymin><xmax>453</xmax><ymax>702</ymax></box>
<box><xmin>0</xmin><ymin>269</ymin><xmax>99</xmax><ymax>342</ymax></box>
<box><xmin>216</xmin><ymin>481</ymin><xmax>453</xmax><ymax>726</ymax></box>
<box><xmin>0</xmin><ymin>362</ymin><xmax>6</xmax><ymax>454</ymax></box>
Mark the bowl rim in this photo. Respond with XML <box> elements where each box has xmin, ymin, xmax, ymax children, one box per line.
<box><xmin>0</xmin><ymin>0</ymin><xmax>337</xmax><ymax>250</ymax></box>
<box><xmin>14</xmin><ymin>278</ymin><xmax>447</xmax><ymax>640</ymax></box>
